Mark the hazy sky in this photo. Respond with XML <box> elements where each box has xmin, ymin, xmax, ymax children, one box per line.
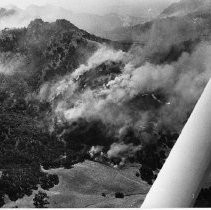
<box><xmin>0</xmin><ymin>0</ymin><xmax>179</xmax><ymax>16</ymax></box>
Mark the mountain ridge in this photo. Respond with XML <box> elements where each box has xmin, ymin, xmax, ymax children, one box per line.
<box><xmin>160</xmin><ymin>0</ymin><xmax>211</xmax><ymax>17</ymax></box>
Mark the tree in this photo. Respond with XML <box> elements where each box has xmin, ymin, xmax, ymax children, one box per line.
<box><xmin>0</xmin><ymin>193</ymin><xmax>5</xmax><ymax>208</ymax></box>
<box><xmin>139</xmin><ymin>165</ymin><xmax>154</xmax><ymax>185</ymax></box>
<box><xmin>115</xmin><ymin>192</ymin><xmax>124</xmax><ymax>198</ymax></box>
<box><xmin>33</xmin><ymin>191</ymin><xmax>49</xmax><ymax>208</ymax></box>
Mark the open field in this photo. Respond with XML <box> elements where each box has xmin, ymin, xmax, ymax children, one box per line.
<box><xmin>4</xmin><ymin>160</ymin><xmax>150</xmax><ymax>208</ymax></box>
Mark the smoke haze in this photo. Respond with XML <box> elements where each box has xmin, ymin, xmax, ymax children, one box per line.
<box><xmin>0</xmin><ymin>0</ymin><xmax>178</xmax><ymax>15</ymax></box>
<box><xmin>34</xmin><ymin>38</ymin><xmax>211</xmax><ymax>159</ymax></box>
<box><xmin>1</xmin><ymin>7</ymin><xmax>211</xmax><ymax>161</ymax></box>
<box><xmin>0</xmin><ymin>0</ymin><xmax>179</xmax><ymax>37</ymax></box>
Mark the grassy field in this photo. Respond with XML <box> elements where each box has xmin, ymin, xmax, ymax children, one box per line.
<box><xmin>4</xmin><ymin>160</ymin><xmax>150</xmax><ymax>208</ymax></box>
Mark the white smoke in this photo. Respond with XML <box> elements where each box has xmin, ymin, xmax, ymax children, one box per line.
<box><xmin>36</xmin><ymin>38</ymin><xmax>211</xmax><ymax>161</ymax></box>
<box><xmin>47</xmin><ymin>41</ymin><xmax>211</xmax><ymax>134</ymax></box>
<box><xmin>0</xmin><ymin>52</ymin><xmax>26</xmax><ymax>75</ymax></box>
<box><xmin>72</xmin><ymin>45</ymin><xmax>125</xmax><ymax>79</ymax></box>
<box><xmin>39</xmin><ymin>45</ymin><xmax>126</xmax><ymax>122</ymax></box>
<box><xmin>2</xmin><ymin>5</ymin><xmax>211</xmax><ymax>164</ymax></box>
<box><xmin>89</xmin><ymin>145</ymin><xmax>104</xmax><ymax>158</ymax></box>
<box><xmin>107</xmin><ymin>142</ymin><xmax>142</xmax><ymax>158</ymax></box>
<box><xmin>0</xmin><ymin>5</ymin><xmax>73</xmax><ymax>30</ymax></box>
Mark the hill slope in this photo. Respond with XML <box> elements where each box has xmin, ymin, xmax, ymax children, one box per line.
<box><xmin>4</xmin><ymin>161</ymin><xmax>149</xmax><ymax>208</ymax></box>
<box><xmin>160</xmin><ymin>0</ymin><xmax>211</xmax><ymax>17</ymax></box>
<box><xmin>0</xmin><ymin>18</ymin><xmax>131</xmax><ymax>207</ymax></box>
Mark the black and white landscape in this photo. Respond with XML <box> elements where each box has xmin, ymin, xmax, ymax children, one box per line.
<box><xmin>0</xmin><ymin>0</ymin><xmax>211</xmax><ymax>208</ymax></box>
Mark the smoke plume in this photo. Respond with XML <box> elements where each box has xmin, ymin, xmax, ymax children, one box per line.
<box><xmin>2</xmin><ymin>15</ymin><xmax>211</xmax><ymax>163</ymax></box>
<box><xmin>38</xmin><ymin>39</ymin><xmax>211</xmax><ymax>161</ymax></box>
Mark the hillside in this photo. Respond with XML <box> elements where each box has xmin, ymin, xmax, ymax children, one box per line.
<box><xmin>0</xmin><ymin>18</ymin><xmax>132</xmax><ymax>207</ymax></box>
<box><xmin>104</xmin><ymin>6</ymin><xmax>211</xmax><ymax>66</ymax></box>
<box><xmin>4</xmin><ymin>161</ymin><xmax>149</xmax><ymax>208</ymax></box>
<box><xmin>0</xmin><ymin>18</ymin><xmax>130</xmax><ymax>88</ymax></box>
<box><xmin>160</xmin><ymin>0</ymin><xmax>211</xmax><ymax>17</ymax></box>
<box><xmin>0</xmin><ymin>17</ymin><xmax>179</xmax><ymax>207</ymax></box>
<box><xmin>106</xmin><ymin>7</ymin><xmax>211</xmax><ymax>42</ymax></box>
<box><xmin>1</xmin><ymin>3</ymin><xmax>211</xmax><ymax>207</ymax></box>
